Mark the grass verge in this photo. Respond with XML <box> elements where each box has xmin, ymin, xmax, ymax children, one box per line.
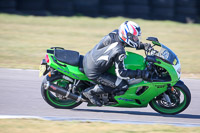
<box><xmin>0</xmin><ymin>13</ymin><xmax>200</xmax><ymax>76</ymax></box>
<box><xmin>0</xmin><ymin>119</ymin><xmax>200</xmax><ymax>133</ymax></box>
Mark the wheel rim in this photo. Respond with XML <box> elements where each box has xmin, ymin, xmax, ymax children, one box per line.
<box><xmin>46</xmin><ymin>79</ymin><xmax>78</xmax><ymax>107</ymax></box>
<box><xmin>151</xmin><ymin>87</ymin><xmax>187</xmax><ymax>114</ymax></box>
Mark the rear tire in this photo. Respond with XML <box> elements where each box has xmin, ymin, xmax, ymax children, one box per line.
<box><xmin>41</xmin><ymin>74</ymin><xmax>82</xmax><ymax>109</ymax></box>
<box><xmin>149</xmin><ymin>80</ymin><xmax>191</xmax><ymax>115</ymax></box>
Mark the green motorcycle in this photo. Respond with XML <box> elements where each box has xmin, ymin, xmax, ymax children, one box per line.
<box><xmin>40</xmin><ymin>37</ymin><xmax>191</xmax><ymax>115</ymax></box>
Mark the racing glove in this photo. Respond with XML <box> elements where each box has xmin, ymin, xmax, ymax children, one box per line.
<box><xmin>135</xmin><ymin>69</ymin><xmax>150</xmax><ymax>80</ymax></box>
<box><xmin>136</xmin><ymin>42</ymin><xmax>151</xmax><ymax>51</ymax></box>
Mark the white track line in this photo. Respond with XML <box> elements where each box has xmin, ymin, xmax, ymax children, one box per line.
<box><xmin>0</xmin><ymin>115</ymin><xmax>199</xmax><ymax>127</ymax></box>
<box><xmin>0</xmin><ymin>68</ymin><xmax>39</xmax><ymax>72</ymax></box>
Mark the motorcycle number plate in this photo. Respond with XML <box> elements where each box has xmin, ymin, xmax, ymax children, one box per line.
<box><xmin>39</xmin><ymin>65</ymin><xmax>46</xmax><ymax>77</ymax></box>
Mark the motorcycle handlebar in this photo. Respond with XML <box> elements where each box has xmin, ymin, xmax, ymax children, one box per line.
<box><xmin>146</xmin><ymin>56</ymin><xmax>161</xmax><ymax>64</ymax></box>
<box><xmin>144</xmin><ymin>44</ymin><xmax>159</xmax><ymax>56</ymax></box>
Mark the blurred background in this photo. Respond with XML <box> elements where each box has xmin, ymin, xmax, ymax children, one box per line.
<box><xmin>0</xmin><ymin>1</ymin><xmax>200</xmax><ymax>131</ymax></box>
<box><xmin>0</xmin><ymin>0</ymin><xmax>200</xmax><ymax>77</ymax></box>
<box><xmin>0</xmin><ymin>0</ymin><xmax>200</xmax><ymax>23</ymax></box>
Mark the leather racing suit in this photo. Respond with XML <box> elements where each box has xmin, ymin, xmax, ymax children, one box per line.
<box><xmin>83</xmin><ymin>29</ymin><xmax>146</xmax><ymax>94</ymax></box>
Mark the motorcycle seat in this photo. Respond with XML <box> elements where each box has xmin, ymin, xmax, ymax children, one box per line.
<box><xmin>54</xmin><ymin>49</ymin><xmax>85</xmax><ymax>73</ymax></box>
<box><xmin>54</xmin><ymin>49</ymin><xmax>80</xmax><ymax>66</ymax></box>
<box><xmin>79</xmin><ymin>55</ymin><xmax>85</xmax><ymax>73</ymax></box>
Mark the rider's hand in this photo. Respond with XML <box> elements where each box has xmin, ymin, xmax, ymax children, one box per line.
<box><xmin>136</xmin><ymin>70</ymin><xmax>150</xmax><ymax>80</ymax></box>
<box><xmin>143</xmin><ymin>43</ymin><xmax>152</xmax><ymax>51</ymax></box>
<box><xmin>141</xmin><ymin>70</ymin><xmax>150</xmax><ymax>80</ymax></box>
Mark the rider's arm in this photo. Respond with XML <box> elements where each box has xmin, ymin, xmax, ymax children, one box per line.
<box><xmin>114</xmin><ymin>51</ymin><xmax>140</xmax><ymax>80</ymax></box>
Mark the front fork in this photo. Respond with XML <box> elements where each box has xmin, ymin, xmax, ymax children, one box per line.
<box><xmin>162</xmin><ymin>93</ymin><xmax>172</xmax><ymax>106</ymax></box>
<box><xmin>161</xmin><ymin>85</ymin><xmax>176</xmax><ymax>107</ymax></box>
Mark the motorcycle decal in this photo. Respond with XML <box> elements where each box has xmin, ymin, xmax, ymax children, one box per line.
<box><xmin>57</xmin><ymin>67</ymin><xmax>69</xmax><ymax>74</ymax></box>
<box><xmin>72</xmin><ymin>74</ymin><xmax>79</xmax><ymax>79</ymax></box>
<box><xmin>57</xmin><ymin>67</ymin><xmax>79</xmax><ymax>79</ymax></box>
<box><xmin>117</xmin><ymin>97</ymin><xmax>134</xmax><ymax>102</ymax></box>
<box><xmin>155</xmin><ymin>85</ymin><xmax>166</xmax><ymax>88</ymax></box>
<box><xmin>173</xmin><ymin>58</ymin><xmax>177</xmax><ymax>65</ymax></box>
<box><xmin>50</xmin><ymin>85</ymin><xmax>57</xmax><ymax>90</ymax></box>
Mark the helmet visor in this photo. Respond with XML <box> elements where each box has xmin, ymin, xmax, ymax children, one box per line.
<box><xmin>133</xmin><ymin>36</ymin><xmax>139</xmax><ymax>42</ymax></box>
<box><xmin>133</xmin><ymin>35</ymin><xmax>141</xmax><ymax>44</ymax></box>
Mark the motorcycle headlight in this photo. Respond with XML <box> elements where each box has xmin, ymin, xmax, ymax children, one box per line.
<box><xmin>161</xmin><ymin>50</ymin><xmax>169</xmax><ymax>60</ymax></box>
<box><xmin>177</xmin><ymin>67</ymin><xmax>181</xmax><ymax>74</ymax></box>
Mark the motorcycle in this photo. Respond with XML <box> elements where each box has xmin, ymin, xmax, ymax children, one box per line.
<box><xmin>39</xmin><ymin>37</ymin><xmax>191</xmax><ymax>115</ymax></box>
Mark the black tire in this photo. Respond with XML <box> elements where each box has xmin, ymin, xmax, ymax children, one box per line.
<box><xmin>17</xmin><ymin>0</ymin><xmax>46</xmax><ymax>10</ymax></box>
<box><xmin>124</xmin><ymin>0</ymin><xmax>149</xmax><ymax>5</ymax></box>
<box><xmin>151</xmin><ymin>0</ymin><xmax>175</xmax><ymax>8</ymax></box>
<box><xmin>149</xmin><ymin>80</ymin><xmax>191</xmax><ymax>115</ymax></box>
<box><xmin>100</xmin><ymin>0</ymin><xmax>124</xmax><ymax>5</ymax></box>
<box><xmin>75</xmin><ymin>0</ymin><xmax>99</xmax><ymax>6</ymax></box>
<box><xmin>74</xmin><ymin>0</ymin><xmax>99</xmax><ymax>16</ymax></box>
<box><xmin>152</xmin><ymin>8</ymin><xmax>174</xmax><ymax>20</ymax></box>
<box><xmin>175</xmin><ymin>0</ymin><xmax>196</xmax><ymax>7</ymax></box>
<box><xmin>75</xmin><ymin>7</ymin><xmax>99</xmax><ymax>17</ymax></box>
<box><xmin>47</xmin><ymin>0</ymin><xmax>73</xmax><ymax>10</ymax></box>
<box><xmin>0</xmin><ymin>0</ymin><xmax>16</xmax><ymax>13</ymax></box>
<box><xmin>47</xmin><ymin>0</ymin><xmax>74</xmax><ymax>16</ymax></box>
<box><xmin>175</xmin><ymin>14</ymin><xmax>198</xmax><ymax>23</ymax></box>
<box><xmin>0</xmin><ymin>0</ymin><xmax>16</xmax><ymax>8</ymax></box>
<box><xmin>176</xmin><ymin>7</ymin><xmax>197</xmax><ymax>15</ymax></box>
<box><xmin>175</xmin><ymin>7</ymin><xmax>198</xmax><ymax>23</ymax></box>
<box><xmin>18</xmin><ymin>10</ymin><xmax>47</xmax><ymax>16</ymax></box>
<box><xmin>0</xmin><ymin>8</ymin><xmax>17</xmax><ymax>13</ymax></box>
<box><xmin>41</xmin><ymin>75</ymin><xmax>82</xmax><ymax>109</ymax></box>
<box><xmin>49</xmin><ymin>10</ymin><xmax>74</xmax><ymax>16</ymax></box>
<box><xmin>125</xmin><ymin>5</ymin><xmax>150</xmax><ymax>18</ymax></box>
<box><xmin>100</xmin><ymin>5</ymin><xmax>124</xmax><ymax>16</ymax></box>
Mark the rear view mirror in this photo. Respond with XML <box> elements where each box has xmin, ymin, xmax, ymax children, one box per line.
<box><xmin>146</xmin><ymin>37</ymin><xmax>161</xmax><ymax>46</ymax></box>
<box><xmin>146</xmin><ymin>37</ymin><xmax>159</xmax><ymax>42</ymax></box>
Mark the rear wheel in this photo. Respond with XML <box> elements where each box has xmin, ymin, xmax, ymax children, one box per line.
<box><xmin>149</xmin><ymin>81</ymin><xmax>191</xmax><ymax>115</ymax></box>
<box><xmin>41</xmin><ymin>75</ymin><xmax>82</xmax><ymax>109</ymax></box>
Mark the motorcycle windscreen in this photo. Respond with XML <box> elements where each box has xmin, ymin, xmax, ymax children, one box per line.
<box><xmin>158</xmin><ymin>44</ymin><xmax>179</xmax><ymax>65</ymax></box>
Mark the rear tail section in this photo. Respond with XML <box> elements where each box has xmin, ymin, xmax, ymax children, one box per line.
<box><xmin>40</xmin><ymin>47</ymin><xmax>89</xmax><ymax>80</ymax></box>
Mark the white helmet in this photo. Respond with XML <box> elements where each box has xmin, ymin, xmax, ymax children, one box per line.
<box><xmin>118</xmin><ymin>21</ymin><xmax>141</xmax><ymax>48</ymax></box>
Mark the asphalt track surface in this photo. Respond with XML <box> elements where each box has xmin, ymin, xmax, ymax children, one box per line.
<box><xmin>0</xmin><ymin>68</ymin><xmax>200</xmax><ymax>126</ymax></box>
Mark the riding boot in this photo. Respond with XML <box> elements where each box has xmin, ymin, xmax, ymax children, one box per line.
<box><xmin>83</xmin><ymin>84</ymin><xmax>105</xmax><ymax>106</ymax></box>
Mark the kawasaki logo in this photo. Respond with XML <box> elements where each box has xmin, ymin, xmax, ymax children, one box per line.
<box><xmin>155</xmin><ymin>85</ymin><xmax>165</xmax><ymax>88</ymax></box>
<box><xmin>117</xmin><ymin>98</ymin><xmax>134</xmax><ymax>102</ymax></box>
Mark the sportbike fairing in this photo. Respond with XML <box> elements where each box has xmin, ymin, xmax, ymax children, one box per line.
<box><xmin>154</xmin><ymin>44</ymin><xmax>181</xmax><ymax>79</ymax></box>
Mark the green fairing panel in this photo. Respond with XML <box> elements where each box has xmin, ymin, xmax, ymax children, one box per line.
<box><xmin>108</xmin><ymin>51</ymin><xmax>145</xmax><ymax>74</ymax></box>
<box><xmin>154</xmin><ymin>58</ymin><xmax>179</xmax><ymax>84</ymax></box>
<box><xmin>111</xmin><ymin>81</ymin><xmax>168</xmax><ymax>108</ymax></box>
<box><xmin>47</xmin><ymin>53</ymin><xmax>89</xmax><ymax>80</ymax></box>
<box><xmin>152</xmin><ymin>41</ymin><xmax>161</xmax><ymax>46</ymax></box>
<box><xmin>125</xmin><ymin>51</ymin><xmax>145</xmax><ymax>70</ymax></box>
<box><xmin>109</xmin><ymin>53</ymin><xmax>179</xmax><ymax>108</ymax></box>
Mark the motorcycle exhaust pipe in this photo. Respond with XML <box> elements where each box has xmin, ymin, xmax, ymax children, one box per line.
<box><xmin>44</xmin><ymin>81</ymin><xmax>85</xmax><ymax>102</ymax></box>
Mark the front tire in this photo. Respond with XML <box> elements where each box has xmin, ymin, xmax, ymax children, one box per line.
<box><xmin>149</xmin><ymin>80</ymin><xmax>191</xmax><ymax>115</ymax></box>
<box><xmin>41</xmin><ymin>75</ymin><xmax>82</xmax><ymax>109</ymax></box>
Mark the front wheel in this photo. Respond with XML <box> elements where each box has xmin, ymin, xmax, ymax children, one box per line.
<box><xmin>149</xmin><ymin>80</ymin><xmax>191</xmax><ymax>115</ymax></box>
<box><xmin>41</xmin><ymin>75</ymin><xmax>82</xmax><ymax>109</ymax></box>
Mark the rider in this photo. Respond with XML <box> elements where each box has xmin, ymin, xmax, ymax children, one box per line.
<box><xmin>82</xmin><ymin>21</ymin><xmax>150</xmax><ymax>106</ymax></box>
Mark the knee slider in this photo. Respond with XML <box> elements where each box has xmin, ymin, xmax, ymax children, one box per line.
<box><xmin>117</xmin><ymin>80</ymin><xmax>129</xmax><ymax>91</ymax></box>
